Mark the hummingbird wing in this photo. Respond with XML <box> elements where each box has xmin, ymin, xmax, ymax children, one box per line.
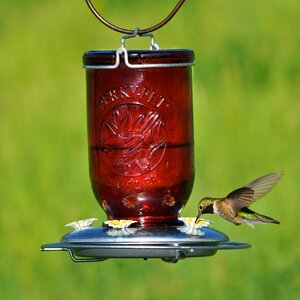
<box><xmin>224</xmin><ymin>172</ymin><xmax>283</xmax><ymax>214</ymax></box>
<box><xmin>224</xmin><ymin>187</ymin><xmax>254</xmax><ymax>214</ymax></box>
<box><xmin>244</xmin><ymin>172</ymin><xmax>283</xmax><ymax>201</ymax></box>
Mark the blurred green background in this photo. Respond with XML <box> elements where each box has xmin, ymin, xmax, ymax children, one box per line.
<box><xmin>1</xmin><ymin>0</ymin><xmax>299</xmax><ymax>299</ymax></box>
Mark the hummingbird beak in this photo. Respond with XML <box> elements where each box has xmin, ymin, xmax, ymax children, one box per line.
<box><xmin>192</xmin><ymin>212</ymin><xmax>201</xmax><ymax>232</ymax></box>
<box><xmin>195</xmin><ymin>211</ymin><xmax>202</xmax><ymax>223</ymax></box>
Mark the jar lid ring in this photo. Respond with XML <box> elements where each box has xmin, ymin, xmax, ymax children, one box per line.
<box><xmin>83</xmin><ymin>30</ymin><xmax>194</xmax><ymax>70</ymax></box>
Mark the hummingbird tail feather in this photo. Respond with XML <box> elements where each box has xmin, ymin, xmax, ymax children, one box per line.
<box><xmin>239</xmin><ymin>208</ymin><xmax>280</xmax><ymax>225</ymax></box>
<box><xmin>253</xmin><ymin>212</ymin><xmax>280</xmax><ymax>224</ymax></box>
<box><xmin>245</xmin><ymin>221</ymin><xmax>255</xmax><ymax>229</ymax></box>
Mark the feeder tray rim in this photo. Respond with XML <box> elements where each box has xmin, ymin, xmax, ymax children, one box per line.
<box><xmin>41</xmin><ymin>241</ymin><xmax>251</xmax><ymax>263</ymax></box>
<box><xmin>41</xmin><ymin>226</ymin><xmax>251</xmax><ymax>263</ymax></box>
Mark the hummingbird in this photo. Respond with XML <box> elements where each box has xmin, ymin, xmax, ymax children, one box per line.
<box><xmin>195</xmin><ymin>172</ymin><xmax>283</xmax><ymax>228</ymax></box>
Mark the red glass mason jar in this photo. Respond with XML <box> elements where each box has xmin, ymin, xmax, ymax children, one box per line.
<box><xmin>83</xmin><ymin>49</ymin><xmax>194</xmax><ymax>226</ymax></box>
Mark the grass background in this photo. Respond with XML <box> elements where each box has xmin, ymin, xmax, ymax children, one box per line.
<box><xmin>1</xmin><ymin>0</ymin><xmax>299</xmax><ymax>299</ymax></box>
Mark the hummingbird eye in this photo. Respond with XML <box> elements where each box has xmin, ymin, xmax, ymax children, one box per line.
<box><xmin>199</xmin><ymin>205</ymin><xmax>203</xmax><ymax>210</ymax></box>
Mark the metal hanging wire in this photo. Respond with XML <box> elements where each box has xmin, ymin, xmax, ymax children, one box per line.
<box><xmin>84</xmin><ymin>0</ymin><xmax>186</xmax><ymax>34</ymax></box>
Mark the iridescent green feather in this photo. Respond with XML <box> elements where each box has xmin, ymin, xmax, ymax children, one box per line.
<box><xmin>238</xmin><ymin>207</ymin><xmax>280</xmax><ymax>224</ymax></box>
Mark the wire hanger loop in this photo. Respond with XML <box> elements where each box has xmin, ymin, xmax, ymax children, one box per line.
<box><xmin>84</xmin><ymin>0</ymin><xmax>186</xmax><ymax>34</ymax></box>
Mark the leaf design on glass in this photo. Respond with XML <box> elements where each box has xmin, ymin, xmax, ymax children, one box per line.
<box><xmin>139</xmin><ymin>111</ymin><xmax>160</xmax><ymax>135</ymax></box>
<box><xmin>105</xmin><ymin>106</ymin><xmax>131</xmax><ymax>135</ymax></box>
<box><xmin>105</xmin><ymin>120</ymin><xmax>119</xmax><ymax>135</ymax></box>
<box><xmin>113</xmin><ymin>106</ymin><xmax>131</xmax><ymax>132</ymax></box>
<box><xmin>102</xmin><ymin>105</ymin><xmax>166</xmax><ymax>176</ymax></box>
<box><xmin>147</xmin><ymin>140</ymin><xmax>166</xmax><ymax>160</ymax></box>
<box><xmin>113</xmin><ymin>135</ymin><xmax>145</xmax><ymax>169</ymax></box>
<box><xmin>133</xmin><ymin>114</ymin><xmax>145</xmax><ymax>129</ymax></box>
<box><xmin>154</xmin><ymin>120</ymin><xmax>164</xmax><ymax>137</ymax></box>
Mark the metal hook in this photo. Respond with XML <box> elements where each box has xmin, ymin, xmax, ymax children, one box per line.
<box><xmin>121</xmin><ymin>27</ymin><xmax>140</xmax><ymax>47</ymax></box>
<box><xmin>84</xmin><ymin>0</ymin><xmax>186</xmax><ymax>34</ymax></box>
<box><xmin>120</xmin><ymin>28</ymin><xmax>160</xmax><ymax>50</ymax></box>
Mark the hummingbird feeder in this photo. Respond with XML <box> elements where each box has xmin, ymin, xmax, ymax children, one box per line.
<box><xmin>41</xmin><ymin>0</ymin><xmax>250</xmax><ymax>263</ymax></box>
